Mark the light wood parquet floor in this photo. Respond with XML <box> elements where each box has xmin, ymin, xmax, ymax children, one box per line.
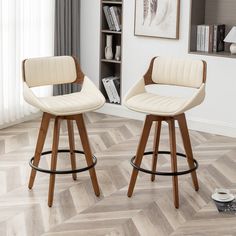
<box><xmin>0</xmin><ymin>112</ymin><xmax>236</xmax><ymax>236</ymax></box>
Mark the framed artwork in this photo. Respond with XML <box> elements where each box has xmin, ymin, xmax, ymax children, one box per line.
<box><xmin>134</xmin><ymin>0</ymin><xmax>180</xmax><ymax>39</ymax></box>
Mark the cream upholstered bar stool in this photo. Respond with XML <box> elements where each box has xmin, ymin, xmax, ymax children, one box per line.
<box><xmin>124</xmin><ymin>57</ymin><xmax>207</xmax><ymax>208</ymax></box>
<box><xmin>22</xmin><ymin>56</ymin><xmax>105</xmax><ymax>207</ymax></box>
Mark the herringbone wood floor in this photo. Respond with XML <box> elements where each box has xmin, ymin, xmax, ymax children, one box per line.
<box><xmin>0</xmin><ymin>112</ymin><xmax>236</xmax><ymax>236</ymax></box>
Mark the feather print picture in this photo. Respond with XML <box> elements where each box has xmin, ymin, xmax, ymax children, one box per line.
<box><xmin>135</xmin><ymin>0</ymin><xmax>180</xmax><ymax>39</ymax></box>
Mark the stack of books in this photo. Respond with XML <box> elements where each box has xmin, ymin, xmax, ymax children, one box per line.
<box><xmin>196</xmin><ymin>24</ymin><xmax>225</xmax><ymax>53</ymax></box>
<box><xmin>103</xmin><ymin>6</ymin><xmax>121</xmax><ymax>31</ymax></box>
<box><xmin>102</xmin><ymin>76</ymin><xmax>120</xmax><ymax>104</ymax></box>
<box><xmin>213</xmin><ymin>199</ymin><xmax>236</xmax><ymax>214</ymax></box>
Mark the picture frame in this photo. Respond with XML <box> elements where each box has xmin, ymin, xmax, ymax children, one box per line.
<box><xmin>134</xmin><ymin>0</ymin><xmax>180</xmax><ymax>39</ymax></box>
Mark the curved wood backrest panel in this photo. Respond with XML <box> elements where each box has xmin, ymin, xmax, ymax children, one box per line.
<box><xmin>202</xmin><ymin>60</ymin><xmax>207</xmax><ymax>83</ymax></box>
<box><xmin>72</xmin><ymin>56</ymin><xmax>85</xmax><ymax>84</ymax></box>
<box><xmin>143</xmin><ymin>57</ymin><xmax>158</xmax><ymax>85</ymax></box>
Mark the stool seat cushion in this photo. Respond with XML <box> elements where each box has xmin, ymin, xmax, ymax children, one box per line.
<box><xmin>124</xmin><ymin>79</ymin><xmax>205</xmax><ymax>116</ymax></box>
<box><xmin>126</xmin><ymin>93</ymin><xmax>187</xmax><ymax>116</ymax></box>
<box><xmin>23</xmin><ymin>76</ymin><xmax>105</xmax><ymax>116</ymax></box>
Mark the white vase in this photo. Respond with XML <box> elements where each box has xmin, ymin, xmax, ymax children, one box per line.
<box><xmin>230</xmin><ymin>43</ymin><xmax>236</xmax><ymax>54</ymax></box>
<box><xmin>105</xmin><ymin>35</ymin><xmax>113</xmax><ymax>60</ymax></box>
<box><xmin>115</xmin><ymin>45</ymin><xmax>121</xmax><ymax>61</ymax></box>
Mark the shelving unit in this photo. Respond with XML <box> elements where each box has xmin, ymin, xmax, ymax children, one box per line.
<box><xmin>189</xmin><ymin>0</ymin><xmax>236</xmax><ymax>58</ymax></box>
<box><xmin>99</xmin><ymin>0</ymin><xmax>123</xmax><ymax>105</ymax></box>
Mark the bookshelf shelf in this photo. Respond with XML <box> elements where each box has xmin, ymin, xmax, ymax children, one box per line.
<box><xmin>189</xmin><ymin>0</ymin><xmax>236</xmax><ymax>59</ymax></box>
<box><xmin>101</xmin><ymin>59</ymin><xmax>121</xmax><ymax>64</ymax></box>
<box><xmin>102</xmin><ymin>1</ymin><xmax>122</xmax><ymax>5</ymax></box>
<box><xmin>105</xmin><ymin>98</ymin><xmax>121</xmax><ymax>105</ymax></box>
<box><xmin>189</xmin><ymin>51</ymin><xmax>236</xmax><ymax>59</ymax></box>
<box><xmin>101</xmin><ymin>30</ymin><xmax>122</xmax><ymax>34</ymax></box>
<box><xmin>100</xmin><ymin>0</ymin><xmax>123</xmax><ymax>105</ymax></box>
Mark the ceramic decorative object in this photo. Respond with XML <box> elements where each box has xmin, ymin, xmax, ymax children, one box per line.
<box><xmin>115</xmin><ymin>45</ymin><xmax>121</xmax><ymax>61</ymax></box>
<box><xmin>224</xmin><ymin>26</ymin><xmax>236</xmax><ymax>54</ymax></box>
<box><xmin>105</xmin><ymin>35</ymin><xmax>113</xmax><ymax>60</ymax></box>
<box><xmin>211</xmin><ymin>188</ymin><xmax>235</xmax><ymax>202</ymax></box>
<box><xmin>229</xmin><ymin>43</ymin><xmax>236</xmax><ymax>54</ymax></box>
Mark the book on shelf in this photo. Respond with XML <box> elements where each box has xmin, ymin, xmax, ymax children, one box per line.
<box><xmin>102</xmin><ymin>76</ymin><xmax>120</xmax><ymax>103</ymax></box>
<box><xmin>213</xmin><ymin>24</ymin><xmax>225</xmax><ymax>52</ymax></box>
<box><xmin>109</xmin><ymin>77</ymin><xmax>120</xmax><ymax>103</ymax></box>
<box><xmin>196</xmin><ymin>24</ymin><xmax>225</xmax><ymax>53</ymax></box>
<box><xmin>102</xmin><ymin>77</ymin><xmax>114</xmax><ymax>103</ymax></box>
<box><xmin>103</xmin><ymin>6</ymin><xmax>113</xmax><ymax>31</ymax></box>
<box><xmin>103</xmin><ymin>6</ymin><xmax>115</xmax><ymax>31</ymax></box>
<box><xmin>114</xmin><ymin>7</ymin><xmax>122</xmax><ymax>30</ymax></box>
<box><xmin>103</xmin><ymin>6</ymin><xmax>121</xmax><ymax>32</ymax></box>
<box><xmin>110</xmin><ymin>6</ymin><xmax>121</xmax><ymax>31</ymax></box>
<box><xmin>196</xmin><ymin>25</ymin><xmax>201</xmax><ymax>51</ymax></box>
<box><xmin>205</xmin><ymin>25</ymin><xmax>214</xmax><ymax>52</ymax></box>
<box><xmin>197</xmin><ymin>25</ymin><xmax>205</xmax><ymax>51</ymax></box>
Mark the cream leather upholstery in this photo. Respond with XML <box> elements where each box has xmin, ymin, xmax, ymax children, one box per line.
<box><xmin>24</xmin><ymin>56</ymin><xmax>77</xmax><ymax>87</ymax></box>
<box><xmin>124</xmin><ymin>57</ymin><xmax>206</xmax><ymax>116</ymax></box>
<box><xmin>152</xmin><ymin>57</ymin><xmax>204</xmax><ymax>88</ymax></box>
<box><xmin>23</xmin><ymin>56</ymin><xmax>105</xmax><ymax>116</ymax></box>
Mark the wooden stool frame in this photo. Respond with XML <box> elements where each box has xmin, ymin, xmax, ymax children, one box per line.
<box><xmin>28</xmin><ymin>112</ymin><xmax>100</xmax><ymax>207</ymax></box>
<box><xmin>127</xmin><ymin>113</ymin><xmax>199</xmax><ymax>209</ymax></box>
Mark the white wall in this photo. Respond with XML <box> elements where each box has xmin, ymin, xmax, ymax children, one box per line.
<box><xmin>80</xmin><ymin>0</ymin><xmax>100</xmax><ymax>87</ymax></box>
<box><xmin>81</xmin><ymin>0</ymin><xmax>236</xmax><ymax>137</ymax></box>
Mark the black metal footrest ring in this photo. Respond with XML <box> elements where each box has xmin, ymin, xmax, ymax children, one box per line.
<box><xmin>130</xmin><ymin>151</ymin><xmax>198</xmax><ymax>176</ymax></box>
<box><xmin>29</xmin><ymin>149</ymin><xmax>97</xmax><ymax>175</ymax></box>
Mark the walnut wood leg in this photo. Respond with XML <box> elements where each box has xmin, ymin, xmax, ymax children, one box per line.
<box><xmin>28</xmin><ymin>113</ymin><xmax>51</xmax><ymax>189</ymax></box>
<box><xmin>67</xmin><ymin>120</ymin><xmax>77</xmax><ymax>181</ymax></box>
<box><xmin>127</xmin><ymin>115</ymin><xmax>153</xmax><ymax>197</ymax></box>
<box><xmin>177</xmin><ymin>114</ymin><xmax>199</xmax><ymax>191</ymax></box>
<box><xmin>75</xmin><ymin>114</ymin><xmax>100</xmax><ymax>197</ymax></box>
<box><xmin>151</xmin><ymin>121</ymin><xmax>162</xmax><ymax>182</ymax></box>
<box><xmin>48</xmin><ymin>117</ymin><xmax>61</xmax><ymax>207</ymax></box>
<box><xmin>168</xmin><ymin>119</ymin><xmax>179</xmax><ymax>209</ymax></box>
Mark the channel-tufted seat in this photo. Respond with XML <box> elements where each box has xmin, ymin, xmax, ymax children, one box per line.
<box><xmin>124</xmin><ymin>56</ymin><xmax>207</xmax><ymax>209</ymax></box>
<box><xmin>124</xmin><ymin>57</ymin><xmax>206</xmax><ymax>116</ymax></box>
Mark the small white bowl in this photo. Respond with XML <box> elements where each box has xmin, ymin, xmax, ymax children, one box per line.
<box><xmin>211</xmin><ymin>193</ymin><xmax>235</xmax><ymax>202</ymax></box>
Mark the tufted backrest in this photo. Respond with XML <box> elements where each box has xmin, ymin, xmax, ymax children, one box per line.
<box><xmin>150</xmin><ymin>57</ymin><xmax>206</xmax><ymax>88</ymax></box>
<box><xmin>22</xmin><ymin>56</ymin><xmax>82</xmax><ymax>87</ymax></box>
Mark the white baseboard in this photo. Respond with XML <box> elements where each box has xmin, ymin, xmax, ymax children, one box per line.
<box><xmin>186</xmin><ymin>117</ymin><xmax>236</xmax><ymax>138</ymax></box>
<box><xmin>0</xmin><ymin>112</ymin><xmax>42</xmax><ymax>130</ymax></box>
<box><xmin>97</xmin><ymin>103</ymin><xmax>236</xmax><ymax>138</ymax></box>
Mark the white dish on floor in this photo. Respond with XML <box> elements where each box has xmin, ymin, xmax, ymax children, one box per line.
<box><xmin>211</xmin><ymin>193</ymin><xmax>235</xmax><ymax>202</ymax></box>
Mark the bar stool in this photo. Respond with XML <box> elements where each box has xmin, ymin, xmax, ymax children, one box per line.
<box><xmin>124</xmin><ymin>57</ymin><xmax>207</xmax><ymax>208</ymax></box>
<box><xmin>22</xmin><ymin>56</ymin><xmax>105</xmax><ymax>207</ymax></box>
